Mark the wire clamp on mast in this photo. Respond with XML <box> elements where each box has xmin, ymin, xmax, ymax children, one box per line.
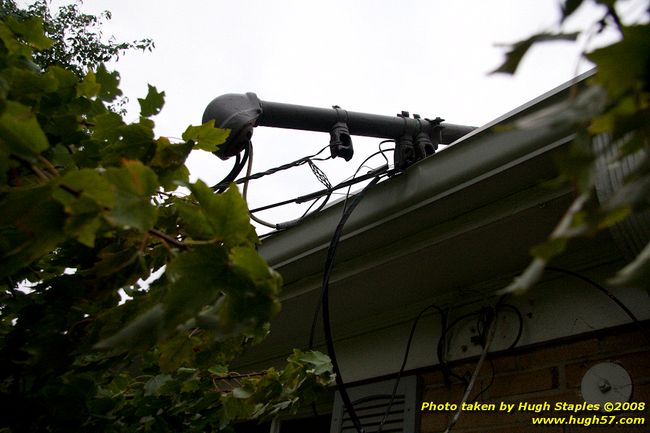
<box><xmin>394</xmin><ymin>110</ymin><xmax>416</xmax><ymax>171</ymax></box>
<box><xmin>394</xmin><ymin>114</ymin><xmax>444</xmax><ymax>171</ymax></box>
<box><xmin>330</xmin><ymin>105</ymin><xmax>354</xmax><ymax>161</ymax></box>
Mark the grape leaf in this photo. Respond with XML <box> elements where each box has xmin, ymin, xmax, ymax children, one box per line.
<box><xmin>150</xmin><ymin>137</ymin><xmax>192</xmax><ymax>169</ymax></box>
<box><xmin>52</xmin><ymin>169</ymin><xmax>116</xmax><ymax>246</ymax></box>
<box><xmin>229</xmin><ymin>246</ymin><xmax>282</xmax><ymax>293</ymax></box>
<box><xmin>0</xmin><ymin>101</ymin><xmax>49</xmax><ymax>161</ymax></box>
<box><xmin>297</xmin><ymin>350</ymin><xmax>333</xmax><ymax>376</ymax></box>
<box><xmin>77</xmin><ymin>71</ymin><xmax>100</xmax><ymax>98</ymax></box>
<box><xmin>54</xmin><ymin>169</ymin><xmax>115</xmax><ymax>208</ymax></box>
<box><xmin>100</xmin><ymin>121</ymin><xmax>155</xmax><ymax>165</ymax></box>
<box><xmin>92</xmin><ymin>112</ymin><xmax>125</xmax><ymax>142</ymax></box>
<box><xmin>94</xmin><ymin>64</ymin><xmax>122</xmax><ymax>102</ymax></box>
<box><xmin>182</xmin><ymin>120</ymin><xmax>230</xmax><ymax>152</ymax></box>
<box><xmin>177</xmin><ymin>181</ymin><xmax>257</xmax><ymax>247</ymax></box>
<box><xmin>587</xmin><ymin>25</ymin><xmax>650</xmax><ymax>98</ymax></box>
<box><xmin>492</xmin><ymin>32</ymin><xmax>579</xmax><ymax>75</ymax></box>
<box><xmin>138</xmin><ymin>84</ymin><xmax>165</xmax><ymax>117</ymax></box>
<box><xmin>105</xmin><ymin>161</ymin><xmax>158</xmax><ymax>231</ymax></box>
<box><xmin>5</xmin><ymin>16</ymin><xmax>53</xmax><ymax>50</ymax></box>
<box><xmin>0</xmin><ymin>184</ymin><xmax>66</xmax><ymax>278</ymax></box>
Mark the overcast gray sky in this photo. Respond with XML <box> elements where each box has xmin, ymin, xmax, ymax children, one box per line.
<box><xmin>48</xmin><ymin>0</ymin><xmax>633</xmax><ymax>231</ymax></box>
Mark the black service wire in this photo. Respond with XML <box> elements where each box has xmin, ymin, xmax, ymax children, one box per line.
<box><xmin>437</xmin><ymin>310</ymin><xmax>481</xmax><ymax>387</ymax></box>
<box><xmin>546</xmin><ymin>267</ymin><xmax>650</xmax><ymax>344</ymax></box>
<box><xmin>377</xmin><ymin>303</ymin><xmax>444</xmax><ymax>432</ymax></box>
<box><xmin>497</xmin><ymin>303</ymin><xmax>524</xmax><ymax>351</ymax></box>
<box><xmin>211</xmin><ymin>143</ymin><xmax>250</xmax><ymax>192</ymax></box>
<box><xmin>319</xmin><ymin>175</ymin><xmax>382</xmax><ymax>433</ymax></box>
<box><xmin>275</xmin><ymin>192</ymin><xmax>333</xmax><ymax>230</ymax></box>
<box><xmin>212</xmin><ymin>144</ymin><xmax>328</xmax><ymax>192</ymax></box>
<box><xmin>342</xmin><ymin>146</ymin><xmax>395</xmax><ymax>212</ymax></box>
<box><xmin>235</xmin><ymin>144</ymin><xmax>330</xmax><ymax>184</ymax></box>
<box><xmin>250</xmin><ymin>164</ymin><xmax>390</xmax><ymax>214</ymax></box>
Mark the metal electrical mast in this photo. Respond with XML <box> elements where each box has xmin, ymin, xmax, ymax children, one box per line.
<box><xmin>202</xmin><ymin>92</ymin><xmax>475</xmax><ymax>170</ymax></box>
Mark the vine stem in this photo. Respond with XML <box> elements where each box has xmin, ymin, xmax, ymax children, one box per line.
<box><xmin>148</xmin><ymin>228</ymin><xmax>186</xmax><ymax>250</ymax></box>
<box><xmin>38</xmin><ymin>155</ymin><xmax>59</xmax><ymax>177</ymax></box>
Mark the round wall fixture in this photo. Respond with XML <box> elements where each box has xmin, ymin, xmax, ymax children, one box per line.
<box><xmin>581</xmin><ymin>362</ymin><xmax>632</xmax><ymax>408</ymax></box>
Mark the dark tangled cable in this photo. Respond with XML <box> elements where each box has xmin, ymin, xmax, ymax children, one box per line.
<box><xmin>240</xmin><ymin>145</ymin><xmax>329</xmax><ymax>183</ymax></box>
<box><xmin>546</xmin><ymin>266</ymin><xmax>650</xmax><ymax>344</ymax></box>
<box><xmin>377</xmin><ymin>303</ymin><xmax>444</xmax><ymax>432</ymax></box>
<box><xmin>211</xmin><ymin>143</ymin><xmax>250</xmax><ymax>193</ymax></box>
<box><xmin>249</xmin><ymin>165</ymin><xmax>389</xmax><ymax>214</ymax></box>
<box><xmin>318</xmin><ymin>175</ymin><xmax>383</xmax><ymax>433</ymax></box>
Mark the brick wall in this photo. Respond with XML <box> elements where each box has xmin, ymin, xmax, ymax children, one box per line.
<box><xmin>419</xmin><ymin>323</ymin><xmax>650</xmax><ymax>433</ymax></box>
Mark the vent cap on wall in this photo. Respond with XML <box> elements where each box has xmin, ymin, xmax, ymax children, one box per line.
<box><xmin>330</xmin><ymin>376</ymin><xmax>419</xmax><ymax>433</ymax></box>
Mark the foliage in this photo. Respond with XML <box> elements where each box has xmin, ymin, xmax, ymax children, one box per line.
<box><xmin>493</xmin><ymin>0</ymin><xmax>650</xmax><ymax>293</ymax></box>
<box><xmin>0</xmin><ymin>13</ymin><xmax>333</xmax><ymax>433</ymax></box>
<box><xmin>0</xmin><ymin>0</ymin><xmax>154</xmax><ymax>78</ymax></box>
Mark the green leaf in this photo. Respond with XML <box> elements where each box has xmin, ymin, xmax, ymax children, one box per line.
<box><xmin>54</xmin><ymin>169</ymin><xmax>116</xmax><ymax>208</ymax></box>
<box><xmin>138</xmin><ymin>84</ymin><xmax>165</xmax><ymax>117</ymax></box>
<box><xmin>596</xmin><ymin>206</ymin><xmax>632</xmax><ymax>230</ymax></box>
<box><xmin>100</xmin><ymin>121</ymin><xmax>155</xmax><ymax>165</ymax></box>
<box><xmin>182</xmin><ymin>120</ymin><xmax>230</xmax><ymax>152</ymax></box>
<box><xmin>163</xmin><ymin>245</ymin><xmax>228</xmax><ymax>325</ymax></box>
<box><xmin>64</xmin><ymin>200</ymin><xmax>103</xmax><ymax>247</ymax></box>
<box><xmin>492</xmin><ymin>32</ymin><xmax>579</xmax><ymax>75</ymax></box>
<box><xmin>229</xmin><ymin>246</ymin><xmax>282</xmax><ymax>293</ymax></box>
<box><xmin>150</xmin><ymin>137</ymin><xmax>192</xmax><ymax>169</ymax></box>
<box><xmin>94</xmin><ymin>304</ymin><xmax>165</xmax><ymax>350</ymax></box>
<box><xmin>0</xmin><ymin>21</ymin><xmax>31</xmax><ymax>56</ymax></box>
<box><xmin>0</xmin><ymin>184</ymin><xmax>66</xmax><ymax>278</ymax></box>
<box><xmin>45</xmin><ymin>66</ymin><xmax>78</xmax><ymax>98</ymax></box>
<box><xmin>158</xmin><ymin>165</ymin><xmax>190</xmax><ymax>191</ymax></box>
<box><xmin>0</xmin><ymin>101</ymin><xmax>49</xmax><ymax>161</ymax></box>
<box><xmin>94</xmin><ymin>64</ymin><xmax>122</xmax><ymax>102</ymax></box>
<box><xmin>5</xmin><ymin>16</ymin><xmax>53</xmax><ymax>50</ymax></box>
<box><xmin>232</xmin><ymin>387</ymin><xmax>253</xmax><ymax>399</ymax></box>
<box><xmin>52</xmin><ymin>169</ymin><xmax>116</xmax><ymax>246</ymax></box>
<box><xmin>189</xmin><ymin>181</ymin><xmax>256</xmax><ymax>246</ymax></box>
<box><xmin>105</xmin><ymin>161</ymin><xmax>158</xmax><ymax>231</ymax></box>
<box><xmin>159</xmin><ymin>333</ymin><xmax>199</xmax><ymax>373</ymax></box>
<box><xmin>176</xmin><ymin>181</ymin><xmax>256</xmax><ymax>246</ymax></box>
<box><xmin>150</xmin><ymin>137</ymin><xmax>192</xmax><ymax>190</ymax></box>
<box><xmin>175</xmin><ymin>199</ymin><xmax>215</xmax><ymax>240</ymax></box>
<box><xmin>7</xmin><ymin>66</ymin><xmax>58</xmax><ymax>98</ymax></box>
<box><xmin>86</xmin><ymin>243</ymin><xmax>139</xmax><ymax>278</ymax></box>
<box><xmin>588</xmin><ymin>94</ymin><xmax>643</xmax><ymax>138</ymax></box>
<box><xmin>92</xmin><ymin>112</ymin><xmax>126</xmax><ymax>142</ymax></box>
<box><xmin>208</xmin><ymin>365</ymin><xmax>229</xmax><ymax>376</ymax></box>
<box><xmin>144</xmin><ymin>374</ymin><xmax>173</xmax><ymax>397</ymax></box>
<box><xmin>297</xmin><ymin>351</ymin><xmax>333</xmax><ymax>376</ymax></box>
<box><xmin>76</xmin><ymin>71</ymin><xmax>101</xmax><ymax>98</ymax></box>
<box><xmin>587</xmin><ymin>25</ymin><xmax>650</xmax><ymax>98</ymax></box>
